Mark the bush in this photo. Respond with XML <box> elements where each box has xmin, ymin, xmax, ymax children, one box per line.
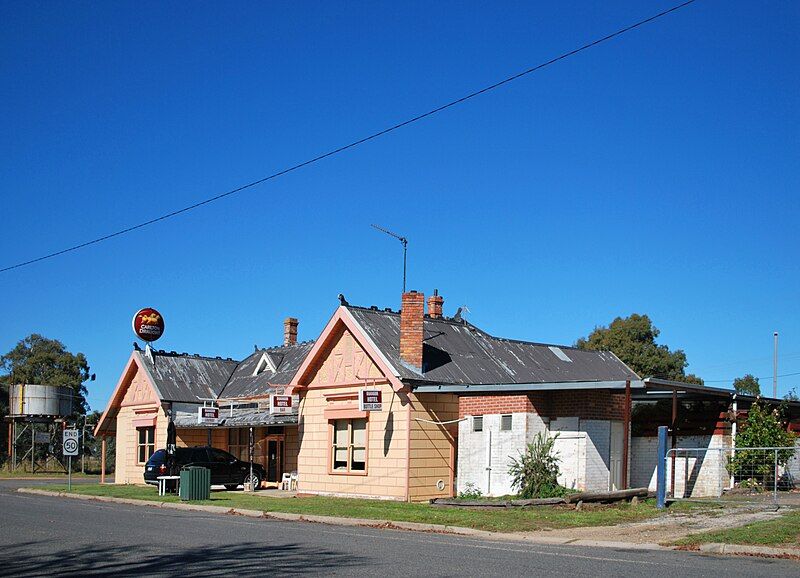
<box><xmin>458</xmin><ymin>482</ymin><xmax>483</xmax><ymax>499</ymax></box>
<box><xmin>727</xmin><ymin>401</ymin><xmax>798</xmax><ymax>487</ymax></box>
<box><xmin>508</xmin><ymin>432</ymin><xmax>569</xmax><ymax>499</ymax></box>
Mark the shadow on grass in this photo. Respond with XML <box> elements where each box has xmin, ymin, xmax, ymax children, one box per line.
<box><xmin>1</xmin><ymin>540</ymin><xmax>365</xmax><ymax>577</ymax></box>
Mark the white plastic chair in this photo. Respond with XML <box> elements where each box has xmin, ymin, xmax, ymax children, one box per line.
<box><xmin>280</xmin><ymin>472</ymin><xmax>292</xmax><ymax>490</ymax></box>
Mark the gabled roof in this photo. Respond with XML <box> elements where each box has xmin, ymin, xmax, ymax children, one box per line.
<box><xmin>129</xmin><ymin>341</ymin><xmax>315</xmax><ymax>403</ymax></box>
<box><xmin>219</xmin><ymin>341</ymin><xmax>315</xmax><ymax>399</ymax></box>
<box><xmin>136</xmin><ymin>349</ymin><xmax>240</xmax><ymax>403</ymax></box>
<box><xmin>346</xmin><ymin>306</ymin><xmax>638</xmax><ymax>386</ymax></box>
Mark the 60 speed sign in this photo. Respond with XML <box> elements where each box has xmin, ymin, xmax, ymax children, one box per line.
<box><xmin>63</xmin><ymin>429</ymin><xmax>79</xmax><ymax>456</ymax></box>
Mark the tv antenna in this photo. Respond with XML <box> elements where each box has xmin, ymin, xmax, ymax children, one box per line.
<box><xmin>371</xmin><ymin>224</ymin><xmax>408</xmax><ymax>293</ymax></box>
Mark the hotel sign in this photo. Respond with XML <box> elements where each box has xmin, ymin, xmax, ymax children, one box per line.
<box><xmin>197</xmin><ymin>406</ymin><xmax>219</xmax><ymax>425</ymax></box>
<box><xmin>358</xmin><ymin>389</ymin><xmax>382</xmax><ymax>412</ymax></box>
<box><xmin>270</xmin><ymin>394</ymin><xmax>293</xmax><ymax>415</ymax></box>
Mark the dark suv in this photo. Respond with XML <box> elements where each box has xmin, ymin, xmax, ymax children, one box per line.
<box><xmin>143</xmin><ymin>446</ymin><xmax>265</xmax><ymax>490</ymax></box>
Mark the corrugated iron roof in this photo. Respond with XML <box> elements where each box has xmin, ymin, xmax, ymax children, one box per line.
<box><xmin>135</xmin><ymin>340</ymin><xmax>314</xmax><ymax>403</ymax></box>
<box><xmin>220</xmin><ymin>342</ymin><xmax>314</xmax><ymax>399</ymax></box>
<box><xmin>346</xmin><ymin>306</ymin><xmax>638</xmax><ymax>385</ymax></box>
<box><xmin>137</xmin><ymin>350</ymin><xmax>239</xmax><ymax>403</ymax></box>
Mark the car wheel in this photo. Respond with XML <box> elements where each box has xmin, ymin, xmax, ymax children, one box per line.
<box><xmin>224</xmin><ymin>484</ymin><xmax>239</xmax><ymax>491</ymax></box>
<box><xmin>244</xmin><ymin>472</ymin><xmax>261</xmax><ymax>490</ymax></box>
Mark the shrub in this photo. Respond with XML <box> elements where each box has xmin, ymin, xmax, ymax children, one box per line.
<box><xmin>727</xmin><ymin>401</ymin><xmax>797</xmax><ymax>487</ymax></box>
<box><xmin>458</xmin><ymin>481</ymin><xmax>483</xmax><ymax>499</ymax></box>
<box><xmin>508</xmin><ymin>432</ymin><xmax>568</xmax><ymax>499</ymax></box>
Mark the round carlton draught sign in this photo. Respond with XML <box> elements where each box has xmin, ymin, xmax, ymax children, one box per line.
<box><xmin>132</xmin><ymin>307</ymin><xmax>165</xmax><ymax>342</ymax></box>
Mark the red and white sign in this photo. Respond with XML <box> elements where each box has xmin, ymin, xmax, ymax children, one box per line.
<box><xmin>197</xmin><ymin>406</ymin><xmax>219</xmax><ymax>425</ymax></box>
<box><xmin>132</xmin><ymin>307</ymin><xmax>165</xmax><ymax>342</ymax></box>
<box><xmin>270</xmin><ymin>394</ymin><xmax>293</xmax><ymax>415</ymax></box>
<box><xmin>359</xmin><ymin>389</ymin><xmax>382</xmax><ymax>412</ymax></box>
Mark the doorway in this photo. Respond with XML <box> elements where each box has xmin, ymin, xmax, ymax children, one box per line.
<box><xmin>609</xmin><ymin>421</ymin><xmax>624</xmax><ymax>491</ymax></box>
<box><xmin>267</xmin><ymin>439</ymin><xmax>282</xmax><ymax>483</ymax></box>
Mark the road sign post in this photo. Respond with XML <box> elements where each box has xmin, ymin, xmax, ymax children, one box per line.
<box><xmin>656</xmin><ymin>426</ymin><xmax>668</xmax><ymax>509</ymax></box>
<box><xmin>63</xmin><ymin>429</ymin><xmax>79</xmax><ymax>492</ymax></box>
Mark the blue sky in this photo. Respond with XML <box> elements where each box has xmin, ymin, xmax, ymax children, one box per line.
<box><xmin>1</xmin><ymin>1</ymin><xmax>798</xmax><ymax>410</ymax></box>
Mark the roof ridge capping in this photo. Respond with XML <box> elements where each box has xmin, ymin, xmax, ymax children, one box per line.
<box><xmin>150</xmin><ymin>348</ymin><xmax>238</xmax><ymax>362</ymax></box>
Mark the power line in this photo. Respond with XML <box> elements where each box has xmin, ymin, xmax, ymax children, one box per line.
<box><xmin>702</xmin><ymin>371</ymin><xmax>800</xmax><ymax>384</ymax></box>
<box><xmin>0</xmin><ymin>0</ymin><xmax>698</xmax><ymax>274</ymax></box>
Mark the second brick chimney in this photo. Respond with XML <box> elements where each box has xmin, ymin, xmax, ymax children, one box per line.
<box><xmin>400</xmin><ymin>291</ymin><xmax>425</xmax><ymax>371</ymax></box>
<box><xmin>427</xmin><ymin>289</ymin><xmax>444</xmax><ymax>319</ymax></box>
<box><xmin>283</xmin><ymin>317</ymin><xmax>298</xmax><ymax>346</ymax></box>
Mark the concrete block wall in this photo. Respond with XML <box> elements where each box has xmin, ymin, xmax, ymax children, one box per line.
<box><xmin>630</xmin><ymin>436</ymin><xmax>659</xmax><ymax>490</ymax></box>
<box><xmin>582</xmin><ymin>420</ymin><xmax>612</xmax><ymax>491</ymax></box>
<box><xmin>631</xmin><ymin>434</ymin><xmax>732</xmax><ymax>497</ymax></box>
<box><xmin>786</xmin><ymin>439</ymin><xmax>800</xmax><ymax>483</ymax></box>
<box><xmin>457</xmin><ymin>411</ymin><xmax>618</xmax><ymax>495</ymax></box>
<box><xmin>550</xmin><ymin>418</ymin><xmax>615</xmax><ymax>492</ymax></box>
<box><xmin>457</xmin><ymin>412</ymin><xmax>536</xmax><ymax>496</ymax></box>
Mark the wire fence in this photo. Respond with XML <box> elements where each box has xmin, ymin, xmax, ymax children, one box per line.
<box><xmin>666</xmin><ymin>446</ymin><xmax>800</xmax><ymax>505</ymax></box>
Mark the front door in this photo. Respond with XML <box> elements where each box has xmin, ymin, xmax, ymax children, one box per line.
<box><xmin>609</xmin><ymin>421</ymin><xmax>624</xmax><ymax>491</ymax></box>
<box><xmin>267</xmin><ymin>439</ymin><xmax>282</xmax><ymax>483</ymax></box>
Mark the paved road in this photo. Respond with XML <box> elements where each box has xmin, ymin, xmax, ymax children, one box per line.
<box><xmin>2</xmin><ymin>481</ymin><xmax>797</xmax><ymax>577</ymax></box>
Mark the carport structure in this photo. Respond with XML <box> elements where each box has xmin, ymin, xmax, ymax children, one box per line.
<box><xmin>629</xmin><ymin>378</ymin><xmax>800</xmax><ymax>496</ymax></box>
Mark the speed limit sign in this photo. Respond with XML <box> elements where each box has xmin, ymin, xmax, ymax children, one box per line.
<box><xmin>63</xmin><ymin>429</ymin><xmax>79</xmax><ymax>456</ymax></box>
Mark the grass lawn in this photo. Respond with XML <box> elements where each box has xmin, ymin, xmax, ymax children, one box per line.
<box><xmin>34</xmin><ymin>483</ymin><xmax>677</xmax><ymax>533</ymax></box>
<box><xmin>674</xmin><ymin>510</ymin><xmax>800</xmax><ymax>548</ymax></box>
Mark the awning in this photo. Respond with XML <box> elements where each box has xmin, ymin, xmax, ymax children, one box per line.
<box><xmin>173</xmin><ymin>407</ymin><xmax>298</xmax><ymax>428</ymax></box>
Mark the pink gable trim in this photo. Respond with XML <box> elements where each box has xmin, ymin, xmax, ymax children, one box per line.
<box><xmin>288</xmin><ymin>307</ymin><xmax>404</xmax><ymax>393</ymax></box>
<box><xmin>94</xmin><ymin>352</ymin><xmax>160</xmax><ymax>437</ymax></box>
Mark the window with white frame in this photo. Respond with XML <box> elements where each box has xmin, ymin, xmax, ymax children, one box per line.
<box><xmin>137</xmin><ymin>426</ymin><xmax>155</xmax><ymax>463</ymax></box>
<box><xmin>473</xmin><ymin>416</ymin><xmax>483</xmax><ymax>432</ymax></box>
<box><xmin>331</xmin><ymin>418</ymin><xmax>367</xmax><ymax>473</ymax></box>
<box><xmin>501</xmin><ymin>414</ymin><xmax>513</xmax><ymax>431</ymax></box>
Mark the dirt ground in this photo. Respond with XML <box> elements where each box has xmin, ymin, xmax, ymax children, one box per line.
<box><xmin>530</xmin><ymin>504</ymin><xmax>791</xmax><ymax>544</ymax></box>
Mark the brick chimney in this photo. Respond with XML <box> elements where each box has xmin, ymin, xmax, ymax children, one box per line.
<box><xmin>400</xmin><ymin>291</ymin><xmax>425</xmax><ymax>371</ymax></box>
<box><xmin>283</xmin><ymin>317</ymin><xmax>298</xmax><ymax>346</ymax></box>
<box><xmin>427</xmin><ymin>289</ymin><xmax>444</xmax><ymax>319</ymax></box>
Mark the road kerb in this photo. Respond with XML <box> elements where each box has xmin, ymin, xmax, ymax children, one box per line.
<box><xmin>699</xmin><ymin>543</ymin><xmax>800</xmax><ymax>558</ymax></box>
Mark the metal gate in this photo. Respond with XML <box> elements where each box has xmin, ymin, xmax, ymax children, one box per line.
<box><xmin>664</xmin><ymin>445</ymin><xmax>800</xmax><ymax>505</ymax></box>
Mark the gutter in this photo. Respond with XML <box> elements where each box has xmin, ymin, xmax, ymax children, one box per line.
<box><xmin>412</xmin><ymin>380</ymin><xmax>645</xmax><ymax>394</ymax></box>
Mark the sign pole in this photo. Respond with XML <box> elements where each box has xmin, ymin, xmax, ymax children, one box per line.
<box><xmin>63</xmin><ymin>428</ymin><xmax>79</xmax><ymax>489</ymax></box>
<box><xmin>249</xmin><ymin>426</ymin><xmax>254</xmax><ymax>492</ymax></box>
<box><xmin>656</xmin><ymin>426</ymin><xmax>668</xmax><ymax>509</ymax></box>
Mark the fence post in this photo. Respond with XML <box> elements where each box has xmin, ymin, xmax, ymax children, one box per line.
<box><xmin>774</xmin><ymin>449</ymin><xmax>778</xmax><ymax>504</ymax></box>
<box><xmin>657</xmin><ymin>426</ymin><xmax>668</xmax><ymax>509</ymax></box>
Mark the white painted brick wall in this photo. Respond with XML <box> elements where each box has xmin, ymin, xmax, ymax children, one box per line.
<box><xmin>631</xmin><ymin>436</ymin><xmax>659</xmax><ymax>490</ymax></box>
<box><xmin>631</xmin><ymin>434</ymin><xmax>731</xmax><ymax>497</ymax></box>
<box><xmin>551</xmin><ymin>417</ymin><xmax>584</xmax><ymax>491</ymax></box>
<box><xmin>457</xmin><ymin>412</ymin><xmax>538</xmax><ymax>496</ymax></box>
<box><xmin>458</xmin><ymin>412</ymin><xmax>624</xmax><ymax>495</ymax></box>
<box><xmin>582</xmin><ymin>420</ymin><xmax>611</xmax><ymax>492</ymax></box>
<box><xmin>786</xmin><ymin>439</ymin><xmax>800</xmax><ymax>482</ymax></box>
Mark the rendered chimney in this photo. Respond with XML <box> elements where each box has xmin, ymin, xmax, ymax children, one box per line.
<box><xmin>400</xmin><ymin>291</ymin><xmax>425</xmax><ymax>371</ymax></box>
<box><xmin>283</xmin><ymin>317</ymin><xmax>299</xmax><ymax>346</ymax></box>
<box><xmin>428</xmin><ymin>289</ymin><xmax>444</xmax><ymax>319</ymax></box>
